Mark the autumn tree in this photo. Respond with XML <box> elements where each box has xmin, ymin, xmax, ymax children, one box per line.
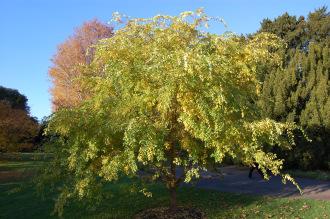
<box><xmin>0</xmin><ymin>86</ymin><xmax>38</xmax><ymax>152</ymax></box>
<box><xmin>44</xmin><ymin>11</ymin><xmax>300</xmax><ymax>215</ymax></box>
<box><xmin>0</xmin><ymin>101</ymin><xmax>38</xmax><ymax>152</ymax></box>
<box><xmin>49</xmin><ymin>19</ymin><xmax>113</xmax><ymax>110</ymax></box>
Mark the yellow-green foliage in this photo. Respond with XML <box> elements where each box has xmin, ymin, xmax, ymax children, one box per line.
<box><xmin>46</xmin><ymin>10</ymin><xmax>300</xmax><ymax>214</ymax></box>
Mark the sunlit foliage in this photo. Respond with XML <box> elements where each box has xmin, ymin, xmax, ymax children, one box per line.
<box><xmin>49</xmin><ymin>19</ymin><xmax>114</xmax><ymax>110</ymax></box>
<box><xmin>45</xmin><ymin>10</ymin><xmax>301</xmax><ymax>214</ymax></box>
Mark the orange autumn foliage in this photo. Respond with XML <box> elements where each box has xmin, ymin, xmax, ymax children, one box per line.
<box><xmin>0</xmin><ymin>101</ymin><xmax>38</xmax><ymax>152</ymax></box>
<box><xmin>49</xmin><ymin>19</ymin><xmax>113</xmax><ymax>110</ymax></box>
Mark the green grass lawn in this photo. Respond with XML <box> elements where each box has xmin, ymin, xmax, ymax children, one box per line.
<box><xmin>0</xmin><ymin>160</ymin><xmax>44</xmax><ymax>171</ymax></box>
<box><xmin>1</xmin><ymin>159</ymin><xmax>330</xmax><ymax>218</ymax></box>
<box><xmin>286</xmin><ymin>169</ymin><xmax>330</xmax><ymax>181</ymax></box>
<box><xmin>0</xmin><ymin>152</ymin><xmax>52</xmax><ymax>161</ymax></box>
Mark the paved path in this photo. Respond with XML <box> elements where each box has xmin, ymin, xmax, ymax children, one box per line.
<box><xmin>193</xmin><ymin>166</ymin><xmax>330</xmax><ymax>200</ymax></box>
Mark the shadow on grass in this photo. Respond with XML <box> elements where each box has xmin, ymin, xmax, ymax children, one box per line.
<box><xmin>0</xmin><ymin>177</ymin><xmax>260</xmax><ymax>219</ymax></box>
<box><xmin>1</xmin><ymin>176</ymin><xmax>330</xmax><ymax>219</ymax></box>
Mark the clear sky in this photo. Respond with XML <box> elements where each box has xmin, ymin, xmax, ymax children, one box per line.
<box><xmin>0</xmin><ymin>0</ymin><xmax>328</xmax><ymax>120</ymax></box>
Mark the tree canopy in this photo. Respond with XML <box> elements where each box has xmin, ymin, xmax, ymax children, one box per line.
<box><xmin>0</xmin><ymin>86</ymin><xmax>38</xmax><ymax>152</ymax></box>
<box><xmin>0</xmin><ymin>101</ymin><xmax>38</xmax><ymax>152</ymax></box>
<box><xmin>258</xmin><ymin>7</ymin><xmax>330</xmax><ymax>169</ymax></box>
<box><xmin>44</xmin><ymin>10</ymin><xmax>300</xmax><ymax>214</ymax></box>
<box><xmin>259</xmin><ymin>7</ymin><xmax>329</xmax><ymax>51</ymax></box>
<box><xmin>0</xmin><ymin>86</ymin><xmax>29</xmax><ymax>112</ymax></box>
<box><xmin>49</xmin><ymin>19</ymin><xmax>114</xmax><ymax>110</ymax></box>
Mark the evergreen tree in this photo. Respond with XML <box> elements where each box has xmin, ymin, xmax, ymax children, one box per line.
<box><xmin>258</xmin><ymin>7</ymin><xmax>330</xmax><ymax>170</ymax></box>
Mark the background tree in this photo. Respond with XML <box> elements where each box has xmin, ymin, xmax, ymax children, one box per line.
<box><xmin>49</xmin><ymin>19</ymin><xmax>114</xmax><ymax>110</ymax></box>
<box><xmin>0</xmin><ymin>86</ymin><xmax>29</xmax><ymax>112</ymax></box>
<box><xmin>0</xmin><ymin>86</ymin><xmax>38</xmax><ymax>152</ymax></box>
<box><xmin>258</xmin><ymin>7</ymin><xmax>329</xmax><ymax>51</ymax></box>
<box><xmin>33</xmin><ymin>116</ymin><xmax>51</xmax><ymax>151</ymax></box>
<box><xmin>0</xmin><ymin>101</ymin><xmax>38</xmax><ymax>152</ymax></box>
<box><xmin>44</xmin><ymin>11</ymin><xmax>300</xmax><ymax>215</ymax></box>
<box><xmin>257</xmin><ymin>7</ymin><xmax>330</xmax><ymax>170</ymax></box>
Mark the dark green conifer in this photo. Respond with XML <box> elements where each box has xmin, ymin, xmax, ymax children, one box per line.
<box><xmin>257</xmin><ymin>7</ymin><xmax>330</xmax><ymax>169</ymax></box>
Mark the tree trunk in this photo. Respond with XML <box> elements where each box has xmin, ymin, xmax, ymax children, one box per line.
<box><xmin>168</xmin><ymin>143</ymin><xmax>178</xmax><ymax>212</ymax></box>
<box><xmin>169</xmin><ymin>185</ymin><xmax>177</xmax><ymax>212</ymax></box>
<box><xmin>166</xmin><ymin>106</ymin><xmax>180</xmax><ymax>212</ymax></box>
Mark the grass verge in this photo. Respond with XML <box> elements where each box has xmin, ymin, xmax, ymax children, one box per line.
<box><xmin>286</xmin><ymin>169</ymin><xmax>330</xmax><ymax>181</ymax></box>
<box><xmin>1</xmin><ymin>159</ymin><xmax>330</xmax><ymax>218</ymax></box>
<box><xmin>0</xmin><ymin>160</ymin><xmax>44</xmax><ymax>171</ymax></box>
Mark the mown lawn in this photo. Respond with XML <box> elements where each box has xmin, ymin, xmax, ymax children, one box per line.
<box><xmin>0</xmin><ymin>152</ymin><xmax>52</xmax><ymax>161</ymax></box>
<box><xmin>286</xmin><ymin>169</ymin><xmax>330</xmax><ymax>181</ymax></box>
<box><xmin>0</xmin><ymin>160</ymin><xmax>44</xmax><ymax>171</ymax></box>
<box><xmin>0</xmin><ymin>159</ymin><xmax>330</xmax><ymax>219</ymax></box>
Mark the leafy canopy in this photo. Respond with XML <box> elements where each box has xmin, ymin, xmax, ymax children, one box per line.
<box><xmin>0</xmin><ymin>101</ymin><xmax>38</xmax><ymax>152</ymax></box>
<box><xmin>49</xmin><ymin>19</ymin><xmax>114</xmax><ymax>110</ymax></box>
<box><xmin>0</xmin><ymin>86</ymin><xmax>29</xmax><ymax>112</ymax></box>
<box><xmin>0</xmin><ymin>86</ymin><xmax>38</xmax><ymax>152</ymax></box>
<box><xmin>46</xmin><ymin>10</ymin><xmax>300</xmax><ymax>214</ymax></box>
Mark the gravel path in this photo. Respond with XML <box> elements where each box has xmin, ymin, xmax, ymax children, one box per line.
<box><xmin>193</xmin><ymin>166</ymin><xmax>330</xmax><ymax>200</ymax></box>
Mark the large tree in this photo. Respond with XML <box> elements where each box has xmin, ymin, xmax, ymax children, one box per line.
<box><xmin>44</xmin><ymin>11</ymin><xmax>300</xmax><ymax>215</ymax></box>
<box><xmin>49</xmin><ymin>19</ymin><xmax>114</xmax><ymax>110</ymax></box>
<box><xmin>258</xmin><ymin>7</ymin><xmax>330</xmax><ymax>169</ymax></box>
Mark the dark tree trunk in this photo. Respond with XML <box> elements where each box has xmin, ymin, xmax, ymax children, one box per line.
<box><xmin>169</xmin><ymin>185</ymin><xmax>177</xmax><ymax>212</ymax></box>
<box><xmin>166</xmin><ymin>104</ymin><xmax>180</xmax><ymax>213</ymax></box>
<box><xmin>168</xmin><ymin>143</ymin><xmax>178</xmax><ymax>212</ymax></box>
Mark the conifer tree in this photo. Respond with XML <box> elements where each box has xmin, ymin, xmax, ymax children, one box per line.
<box><xmin>258</xmin><ymin>7</ymin><xmax>330</xmax><ymax>169</ymax></box>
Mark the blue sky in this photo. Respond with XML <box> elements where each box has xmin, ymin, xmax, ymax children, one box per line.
<box><xmin>0</xmin><ymin>0</ymin><xmax>328</xmax><ymax>120</ymax></box>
